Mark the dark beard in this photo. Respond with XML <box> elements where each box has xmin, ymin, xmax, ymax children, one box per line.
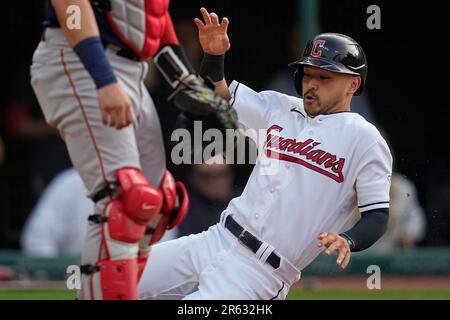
<box><xmin>307</xmin><ymin>98</ymin><xmax>344</xmax><ymax>117</ymax></box>
<box><xmin>322</xmin><ymin>98</ymin><xmax>343</xmax><ymax>114</ymax></box>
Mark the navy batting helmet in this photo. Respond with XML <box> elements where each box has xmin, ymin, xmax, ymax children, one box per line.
<box><xmin>289</xmin><ymin>33</ymin><xmax>368</xmax><ymax>96</ymax></box>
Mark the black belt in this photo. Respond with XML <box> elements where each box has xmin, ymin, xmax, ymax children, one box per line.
<box><xmin>224</xmin><ymin>215</ymin><xmax>280</xmax><ymax>269</ymax></box>
<box><xmin>101</xmin><ymin>40</ymin><xmax>141</xmax><ymax>61</ymax></box>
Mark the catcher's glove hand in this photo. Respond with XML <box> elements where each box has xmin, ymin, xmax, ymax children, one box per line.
<box><xmin>168</xmin><ymin>78</ymin><xmax>238</xmax><ymax>130</ymax></box>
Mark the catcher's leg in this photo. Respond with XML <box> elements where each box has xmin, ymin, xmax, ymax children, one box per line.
<box><xmin>81</xmin><ymin>168</ymin><xmax>163</xmax><ymax>300</ymax></box>
<box><xmin>30</xmin><ymin>30</ymin><xmax>161</xmax><ymax>299</ymax></box>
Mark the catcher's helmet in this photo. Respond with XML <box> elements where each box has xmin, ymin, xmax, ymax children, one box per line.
<box><xmin>289</xmin><ymin>33</ymin><xmax>367</xmax><ymax>96</ymax></box>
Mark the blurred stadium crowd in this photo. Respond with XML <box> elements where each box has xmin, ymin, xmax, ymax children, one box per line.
<box><xmin>0</xmin><ymin>0</ymin><xmax>449</xmax><ymax>262</ymax></box>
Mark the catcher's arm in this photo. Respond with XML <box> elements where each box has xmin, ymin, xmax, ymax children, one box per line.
<box><xmin>194</xmin><ymin>7</ymin><xmax>231</xmax><ymax>100</ymax></box>
<box><xmin>52</xmin><ymin>0</ymin><xmax>98</xmax><ymax>47</ymax></box>
<box><xmin>52</xmin><ymin>0</ymin><xmax>133</xmax><ymax>129</ymax></box>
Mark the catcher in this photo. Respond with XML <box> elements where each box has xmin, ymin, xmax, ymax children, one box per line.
<box><xmin>138</xmin><ymin>8</ymin><xmax>392</xmax><ymax>300</ymax></box>
<box><xmin>30</xmin><ymin>1</ymin><xmax>236</xmax><ymax>300</ymax></box>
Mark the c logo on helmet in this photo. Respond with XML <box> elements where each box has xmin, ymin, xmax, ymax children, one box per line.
<box><xmin>311</xmin><ymin>40</ymin><xmax>325</xmax><ymax>57</ymax></box>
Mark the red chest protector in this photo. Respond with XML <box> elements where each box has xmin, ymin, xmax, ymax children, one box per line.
<box><xmin>104</xmin><ymin>0</ymin><xmax>170</xmax><ymax>60</ymax></box>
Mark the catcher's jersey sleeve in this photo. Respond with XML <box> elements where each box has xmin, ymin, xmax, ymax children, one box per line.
<box><xmin>355</xmin><ymin>138</ymin><xmax>393</xmax><ymax>212</ymax></box>
<box><xmin>228</xmin><ymin>80</ymin><xmax>302</xmax><ymax>131</ymax></box>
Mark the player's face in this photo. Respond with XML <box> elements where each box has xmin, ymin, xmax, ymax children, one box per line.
<box><xmin>302</xmin><ymin>66</ymin><xmax>355</xmax><ymax>117</ymax></box>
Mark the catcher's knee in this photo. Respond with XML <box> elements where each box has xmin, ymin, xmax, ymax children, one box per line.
<box><xmin>101</xmin><ymin>168</ymin><xmax>164</xmax><ymax>243</ymax></box>
<box><xmin>116</xmin><ymin>167</ymin><xmax>164</xmax><ymax>227</ymax></box>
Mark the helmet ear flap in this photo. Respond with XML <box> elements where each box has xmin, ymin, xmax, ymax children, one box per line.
<box><xmin>293</xmin><ymin>67</ymin><xmax>303</xmax><ymax>97</ymax></box>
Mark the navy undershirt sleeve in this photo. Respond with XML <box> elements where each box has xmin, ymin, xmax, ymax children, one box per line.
<box><xmin>340</xmin><ymin>208</ymin><xmax>389</xmax><ymax>252</ymax></box>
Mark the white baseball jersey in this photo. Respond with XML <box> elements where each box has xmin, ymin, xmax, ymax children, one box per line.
<box><xmin>225</xmin><ymin>80</ymin><xmax>393</xmax><ymax>270</ymax></box>
<box><xmin>138</xmin><ymin>80</ymin><xmax>393</xmax><ymax>300</ymax></box>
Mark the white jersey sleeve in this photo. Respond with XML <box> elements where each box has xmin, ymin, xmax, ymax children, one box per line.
<box><xmin>228</xmin><ymin>80</ymin><xmax>302</xmax><ymax>131</ymax></box>
<box><xmin>355</xmin><ymin>138</ymin><xmax>393</xmax><ymax>212</ymax></box>
<box><xmin>228</xmin><ymin>81</ymin><xmax>271</xmax><ymax>130</ymax></box>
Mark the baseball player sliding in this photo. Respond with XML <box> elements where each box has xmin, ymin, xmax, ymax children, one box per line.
<box><xmin>30</xmin><ymin>1</ymin><xmax>236</xmax><ymax>300</ymax></box>
<box><xmin>138</xmin><ymin>8</ymin><xmax>393</xmax><ymax>300</ymax></box>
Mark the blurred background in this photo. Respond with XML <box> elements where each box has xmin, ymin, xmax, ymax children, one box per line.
<box><xmin>0</xmin><ymin>0</ymin><xmax>449</xmax><ymax>298</ymax></box>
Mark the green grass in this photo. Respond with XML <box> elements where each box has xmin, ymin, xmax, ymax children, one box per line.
<box><xmin>0</xmin><ymin>288</ymin><xmax>77</xmax><ymax>300</ymax></box>
<box><xmin>287</xmin><ymin>288</ymin><xmax>450</xmax><ymax>300</ymax></box>
<box><xmin>0</xmin><ymin>288</ymin><xmax>449</xmax><ymax>300</ymax></box>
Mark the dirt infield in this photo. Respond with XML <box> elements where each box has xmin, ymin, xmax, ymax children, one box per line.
<box><xmin>297</xmin><ymin>276</ymin><xmax>450</xmax><ymax>289</ymax></box>
<box><xmin>0</xmin><ymin>280</ymin><xmax>67</xmax><ymax>289</ymax></box>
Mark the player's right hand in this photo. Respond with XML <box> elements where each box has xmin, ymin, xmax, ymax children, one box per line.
<box><xmin>97</xmin><ymin>82</ymin><xmax>135</xmax><ymax>129</ymax></box>
<box><xmin>194</xmin><ymin>7</ymin><xmax>230</xmax><ymax>55</ymax></box>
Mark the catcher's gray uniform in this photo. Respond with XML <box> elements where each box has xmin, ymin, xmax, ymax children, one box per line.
<box><xmin>31</xmin><ymin>27</ymin><xmax>165</xmax><ymax>299</ymax></box>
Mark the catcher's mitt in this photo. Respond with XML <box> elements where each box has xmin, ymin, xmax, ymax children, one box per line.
<box><xmin>168</xmin><ymin>78</ymin><xmax>238</xmax><ymax>131</ymax></box>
